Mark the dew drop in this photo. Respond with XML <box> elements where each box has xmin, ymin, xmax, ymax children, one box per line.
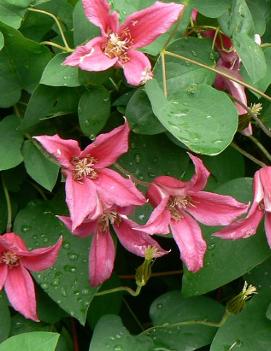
<box><xmin>63</xmin><ymin>242</ymin><xmax>70</xmax><ymax>250</ymax></box>
<box><xmin>21</xmin><ymin>225</ymin><xmax>31</xmax><ymax>232</ymax></box>
<box><xmin>68</xmin><ymin>253</ymin><xmax>79</xmax><ymax>261</ymax></box>
<box><xmin>82</xmin><ymin>288</ymin><xmax>90</xmax><ymax>295</ymax></box>
<box><xmin>134</xmin><ymin>154</ymin><xmax>140</xmax><ymax>163</ymax></box>
<box><xmin>191</xmin><ymin>50</ymin><xmax>197</xmax><ymax>57</ymax></box>
<box><xmin>41</xmin><ymin>283</ymin><xmax>48</xmax><ymax>290</ymax></box>
<box><xmin>114</xmin><ymin>346</ymin><xmax>123</xmax><ymax>351</ymax></box>
<box><xmin>157</xmin><ymin>303</ymin><xmax>163</xmax><ymax>309</ymax></box>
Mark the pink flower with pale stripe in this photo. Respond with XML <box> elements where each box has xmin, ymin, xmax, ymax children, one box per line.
<box><xmin>58</xmin><ymin>206</ymin><xmax>167</xmax><ymax>286</ymax></box>
<box><xmin>0</xmin><ymin>233</ymin><xmax>62</xmax><ymax>321</ymax></box>
<box><xmin>64</xmin><ymin>0</ymin><xmax>183</xmax><ymax>86</ymax></box>
<box><xmin>214</xmin><ymin>166</ymin><xmax>271</xmax><ymax>246</ymax></box>
<box><xmin>137</xmin><ymin>153</ymin><xmax>248</xmax><ymax>272</ymax></box>
<box><xmin>34</xmin><ymin>122</ymin><xmax>145</xmax><ymax>231</ymax></box>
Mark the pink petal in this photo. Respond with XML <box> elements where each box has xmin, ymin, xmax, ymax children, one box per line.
<box><xmin>0</xmin><ymin>233</ymin><xmax>28</xmax><ymax>254</ymax></box>
<box><xmin>82</xmin><ymin>0</ymin><xmax>119</xmax><ymax>35</ymax></box>
<box><xmin>94</xmin><ymin>168</ymin><xmax>146</xmax><ymax>207</ymax></box>
<box><xmin>80</xmin><ymin>121</ymin><xmax>129</xmax><ymax>168</ymax></box>
<box><xmin>139</xmin><ymin>197</ymin><xmax>171</xmax><ymax>235</ymax></box>
<box><xmin>241</xmin><ymin>123</ymin><xmax>253</xmax><ymax>136</ymax></box>
<box><xmin>89</xmin><ymin>227</ymin><xmax>115</xmax><ymax>286</ymax></box>
<box><xmin>187</xmin><ymin>153</ymin><xmax>210</xmax><ymax>191</ymax></box>
<box><xmin>65</xmin><ymin>174</ymin><xmax>100</xmax><ymax>230</ymax></box>
<box><xmin>34</xmin><ymin>134</ymin><xmax>80</xmax><ymax>169</ymax></box>
<box><xmin>64</xmin><ymin>37</ymin><xmax>117</xmax><ymax>72</ymax></box>
<box><xmin>57</xmin><ymin>215</ymin><xmax>97</xmax><ymax>237</ymax></box>
<box><xmin>114</xmin><ymin>216</ymin><xmax>168</xmax><ymax>257</ymax></box>
<box><xmin>264</xmin><ymin>212</ymin><xmax>271</xmax><ymax>248</ymax></box>
<box><xmin>5</xmin><ymin>265</ymin><xmax>38</xmax><ymax>321</ymax></box>
<box><xmin>152</xmin><ymin>176</ymin><xmax>188</xmax><ymax>197</ymax></box>
<box><xmin>259</xmin><ymin>167</ymin><xmax>271</xmax><ymax>212</ymax></box>
<box><xmin>122</xmin><ymin>50</ymin><xmax>152</xmax><ymax>86</ymax></box>
<box><xmin>187</xmin><ymin>191</ymin><xmax>248</xmax><ymax>226</ymax></box>
<box><xmin>213</xmin><ymin>206</ymin><xmax>264</xmax><ymax>239</ymax></box>
<box><xmin>147</xmin><ymin>182</ymin><xmax>165</xmax><ymax>206</ymax></box>
<box><xmin>170</xmin><ymin>213</ymin><xmax>207</xmax><ymax>272</ymax></box>
<box><xmin>121</xmin><ymin>1</ymin><xmax>183</xmax><ymax>49</ymax></box>
<box><xmin>21</xmin><ymin>237</ymin><xmax>62</xmax><ymax>272</ymax></box>
<box><xmin>0</xmin><ymin>264</ymin><xmax>7</xmax><ymax>290</ymax></box>
<box><xmin>192</xmin><ymin>9</ymin><xmax>198</xmax><ymax>21</ymax></box>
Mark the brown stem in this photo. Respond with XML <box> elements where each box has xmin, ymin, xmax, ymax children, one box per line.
<box><xmin>119</xmin><ymin>270</ymin><xmax>182</xmax><ymax>280</ymax></box>
<box><xmin>71</xmin><ymin>319</ymin><xmax>79</xmax><ymax>351</ymax></box>
<box><xmin>231</xmin><ymin>142</ymin><xmax>266</xmax><ymax>167</ymax></box>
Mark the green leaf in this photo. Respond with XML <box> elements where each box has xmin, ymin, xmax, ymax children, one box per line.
<box><xmin>210</xmin><ymin>288</ymin><xmax>271</xmax><ymax>351</ymax></box>
<box><xmin>78</xmin><ymin>87</ymin><xmax>111</xmax><ymax>137</ymax></box>
<box><xmin>73</xmin><ymin>1</ymin><xmax>99</xmax><ymax>45</ymax></box>
<box><xmin>0</xmin><ymin>115</ymin><xmax>23</xmax><ymax>171</ymax></box>
<box><xmin>233</xmin><ymin>32</ymin><xmax>266</xmax><ymax>83</ymax></box>
<box><xmin>0</xmin><ymin>0</ymin><xmax>32</xmax><ymax>28</ymax></box>
<box><xmin>244</xmin><ymin>256</ymin><xmax>271</xmax><ymax>290</ymax></box>
<box><xmin>14</xmin><ymin>200</ymin><xmax>98</xmax><ymax>325</ymax></box>
<box><xmin>125</xmin><ymin>89</ymin><xmax>165</xmax><ymax>135</ymax></box>
<box><xmin>0</xmin><ymin>295</ymin><xmax>11</xmax><ymax>342</ymax></box>
<box><xmin>0</xmin><ymin>22</ymin><xmax>52</xmax><ymax>92</ymax></box>
<box><xmin>40</xmin><ymin>53</ymin><xmax>80</xmax><ymax>87</ymax></box>
<box><xmin>190</xmin><ymin>0</ymin><xmax>232</xmax><ymax>18</ymax></box>
<box><xmin>246</xmin><ymin>0</ymin><xmax>270</xmax><ymax>35</ymax></box>
<box><xmin>0</xmin><ymin>32</ymin><xmax>3</xmax><ymax>50</ymax></box>
<box><xmin>10</xmin><ymin>315</ymin><xmax>50</xmax><ymax>336</ymax></box>
<box><xmin>145</xmin><ymin>79</ymin><xmax>238</xmax><ymax>155</ymax></box>
<box><xmin>149</xmin><ymin>291</ymin><xmax>224</xmax><ymax>351</ymax></box>
<box><xmin>22</xmin><ymin>140</ymin><xmax>59</xmax><ymax>191</ymax></box>
<box><xmin>0</xmin><ymin>332</ymin><xmax>60</xmax><ymax>351</ymax></box>
<box><xmin>89</xmin><ymin>315</ymin><xmax>154</xmax><ymax>351</ymax></box>
<box><xmin>155</xmin><ymin>38</ymin><xmax>216</xmax><ymax>95</ymax></box>
<box><xmin>182</xmin><ymin>178</ymin><xmax>271</xmax><ymax>296</ymax></box>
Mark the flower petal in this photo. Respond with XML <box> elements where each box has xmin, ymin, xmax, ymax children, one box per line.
<box><xmin>264</xmin><ymin>212</ymin><xmax>271</xmax><ymax>248</ymax></box>
<box><xmin>82</xmin><ymin>0</ymin><xmax>119</xmax><ymax>34</ymax></box>
<box><xmin>213</xmin><ymin>206</ymin><xmax>264</xmax><ymax>239</ymax></box>
<box><xmin>5</xmin><ymin>265</ymin><xmax>38</xmax><ymax>321</ymax></box>
<box><xmin>89</xmin><ymin>228</ymin><xmax>115</xmax><ymax>286</ymax></box>
<box><xmin>122</xmin><ymin>50</ymin><xmax>152</xmax><ymax>86</ymax></box>
<box><xmin>187</xmin><ymin>191</ymin><xmax>248</xmax><ymax>226</ymax></box>
<box><xmin>139</xmin><ymin>197</ymin><xmax>171</xmax><ymax>234</ymax></box>
<box><xmin>121</xmin><ymin>1</ymin><xmax>183</xmax><ymax>49</ymax></box>
<box><xmin>114</xmin><ymin>216</ymin><xmax>168</xmax><ymax>257</ymax></box>
<box><xmin>187</xmin><ymin>153</ymin><xmax>210</xmax><ymax>191</ymax></box>
<box><xmin>57</xmin><ymin>215</ymin><xmax>97</xmax><ymax>237</ymax></box>
<box><xmin>34</xmin><ymin>134</ymin><xmax>80</xmax><ymax>169</ymax></box>
<box><xmin>95</xmin><ymin>168</ymin><xmax>146</xmax><ymax>207</ymax></box>
<box><xmin>152</xmin><ymin>176</ymin><xmax>187</xmax><ymax>197</ymax></box>
<box><xmin>259</xmin><ymin>166</ymin><xmax>271</xmax><ymax>211</ymax></box>
<box><xmin>64</xmin><ymin>37</ymin><xmax>117</xmax><ymax>72</ymax></box>
<box><xmin>0</xmin><ymin>264</ymin><xmax>7</xmax><ymax>290</ymax></box>
<box><xmin>0</xmin><ymin>233</ymin><xmax>28</xmax><ymax>254</ymax></box>
<box><xmin>21</xmin><ymin>237</ymin><xmax>62</xmax><ymax>272</ymax></box>
<box><xmin>80</xmin><ymin>121</ymin><xmax>129</xmax><ymax>168</ymax></box>
<box><xmin>170</xmin><ymin>213</ymin><xmax>207</xmax><ymax>272</ymax></box>
<box><xmin>65</xmin><ymin>174</ymin><xmax>100</xmax><ymax>230</ymax></box>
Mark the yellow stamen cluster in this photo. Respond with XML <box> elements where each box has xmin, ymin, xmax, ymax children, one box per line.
<box><xmin>99</xmin><ymin>212</ymin><xmax>121</xmax><ymax>232</ymax></box>
<box><xmin>226</xmin><ymin>281</ymin><xmax>257</xmax><ymax>314</ymax></box>
<box><xmin>0</xmin><ymin>251</ymin><xmax>20</xmax><ymax>268</ymax></box>
<box><xmin>167</xmin><ymin>195</ymin><xmax>194</xmax><ymax>220</ymax></box>
<box><xmin>103</xmin><ymin>30</ymin><xmax>132</xmax><ymax>63</ymax></box>
<box><xmin>71</xmin><ymin>156</ymin><xmax>97</xmax><ymax>181</ymax></box>
<box><xmin>250</xmin><ymin>103</ymin><xmax>263</xmax><ymax>116</ymax></box>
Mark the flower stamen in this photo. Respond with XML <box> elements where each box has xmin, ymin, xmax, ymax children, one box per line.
<box><xmin>99</xmin><ymin>212</ymin><xmax>121</xmax><ymax>232</ymax></box>
<box><xmin>167</xmin><ymin>195</ymin><xmax>195</xmax><ymax>220</ymax></box>
<box><xmin>0</xmin><ymin>251</ymin><xmax>20</xmax><ymax>268</ymax></box>
<box><xmin>103</xmin><ymin>30</ymin><xmax>132</xmax><ymax>63</ymax></box>
<box><xmin>71</xmin><ymin>155</ymin><xmax>97</xmax><ymax>181</ymax></box>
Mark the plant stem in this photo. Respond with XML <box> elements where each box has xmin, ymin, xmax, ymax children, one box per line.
<box><xmin>40</xmin><ymin>41</ymin><xmax>73</xmax><ymax>52</ymax></box>
<box><xmin>141</xmin><ymin>310</ymin><xmax>230</xmax><ymax>335</ymax></box>
<box><xmin>122</xmin><ymin>298</ymin><xmax>144</xmax><ymax>331</ymax></box>
<box><xmin>164</xmin><ymin>50</ymin><xmax>271</xmax><ymax>102</ymax></box>
<box><xmin>71</xmin><ymin>319</ymin><xmax>80</xmax><ymax>351</ymax></box>
<box><xmin>161</xmin><ymin>51</ymin><xmax>168</xmax><ymax>97</ymax></box>
<box><xmin>95</xmin><ymin>285</ymin><xmax>142</xmax><ymax>297</ymax></box>
<box><xmin>1</xmin><ymin>174</ymin><xmax>12</xmax><ymax>232</ymax></box>
<box><xmin>113</xmin><ymin>163</ymin><xmax>149</xmax><ymax>187</ymax></box>
<box><xmin>247</xmin><ymin>135</ymin><xmax>271</xmax><ymax>162</ymax></box>
<box><xmin>231</xmin><ymin>142</ymin><xmax>266</xmax><ymax>167</ymax></box>
<box><xmin>119</xmin><ymin>270</ymin><xmax>182</xmax><ymax>280</ymax></box>
<box><xmin>28</xmin><ymin>8</ymin><xmax>72</xmax><ymax>51</ymax></box>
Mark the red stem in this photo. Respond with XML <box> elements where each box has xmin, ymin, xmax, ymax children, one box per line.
<box><xmin>71</xmin><ymin>318</ymin><xmax>79</xmax><ymax>351</ymax></box>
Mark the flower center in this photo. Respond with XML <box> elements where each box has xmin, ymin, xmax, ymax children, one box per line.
<box><xmin>167</xmin><ymin>196</ymin><xmax>194</xmax><ymax>221</ymax></box>
<box><xmin>0</xmin><ymin>251</ymin><xmax>20</xmax><ymax>267</ymax></box>
<box><xmin>70</xmin><ymin>156</ymin><xmax>97</xmax><ymax>181</ymax></box>
<box><xmin>103</xmin><ymin>30</ymin><xmax>132</xmax><ymax>63</ymax></box>
<box><xmin>99</xmin><ymin>212</ymin><xmax>121</xmax><ymax>232</ymax></box>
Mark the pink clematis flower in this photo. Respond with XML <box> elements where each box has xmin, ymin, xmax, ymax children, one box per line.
<box><xmin>58</xmin><ymin>206</ymin><xmax>167</xmax><ymax>286</ymax></box>
<box><xmin>137</xmin><ymin>153</ymin><xmax>248</xmax><ymax>272</ymax></box>
<box><xmin>34</xmin><ymin>122</ymin><xmax>145</xmax><ymax>231</ymax></box>
<box><xmin>214</xmin><ymin>166</ymin><xmax>271</xmax><ymax>247</ymax></box>
<box><xmin>203</xmin><ymin>30</ymin><xmax>251</xmax><ymax>135</ymax></box>
<box><xmin>64</xmin><ymin>0</ymin><xmax>183</xmax><ymax>86</ymax></box>
<box><xmin>0</xmin><ymin>233</ymin><xmax>62</xmax><ymax>321</ymax></box>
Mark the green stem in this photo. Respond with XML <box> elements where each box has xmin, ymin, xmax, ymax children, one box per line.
<box><xmin>164</xmin><ymin>50</ymin><xmax>271</xmax><ymax>102</ymax></box>
<box><xmin>113</xmin><ymin>163</ymin><xmax>149</xmax><ymax>187</ymax></box>
<box><xmin>141</xmin><ymin>310</ymin><xmax>230</xmax><ymax>336</ymax></box>
<box><xmin>248</xmin><ymin>135</ymin><xmax>271</xmax><ymax>162</ymax></box>
<box><xmin>95</xmin><ymin>285</ymin><xmax>142</xmax><ymax>297</ymax></box>
<box><xmin>40</xmin><ymin>41</ymin><xmax>73</xmax><ymax>52</ymax></box>
<box><xmin>28</xmin><ymin>8</ymin><xmax>72</xmax><ymax>50</ymax></box>
<box><xmin>231</xmin><ymin>142</ymin><xmax>266</xmax><ymax>167</ymax></box>
<box><xmin>1</xmin><ymin>174</ymin><xmax>12</xmax><ymax>232</ymax></box>
<box><xmin>161</xmin><ymin>51</ymin><xmax>168</xmax><ymax>97</ymax></box>
<box><xmin>261</xmin><ymin>43</ymin><xmax>271</xmax><ymax>48</ymax></box>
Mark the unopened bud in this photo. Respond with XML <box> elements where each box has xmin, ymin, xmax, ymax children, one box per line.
<box><xmin>135</xmin><ymin>246</ymin><xmax>156</xmax><ymax>287</ymax></box>
<box><xmin>226</xmin><ymin>281</ymin><xmax>257</xmax><ymax>314</ymax></box>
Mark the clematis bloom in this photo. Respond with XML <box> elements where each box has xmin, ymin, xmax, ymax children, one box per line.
<box><xmin>138</xmin><ymin>153</ymin><xmax>248</xmax><ymax>272</ymax></box>
<box><xmin>58</xmin><ymin>206</ymin><xmax>167</xmax><ymax>286</ymax></box>
<box><xmin>34</xmin><ymin>122</ymin><xmax>145</xmax><ymax>231</ymax></box>
<box><xmin>214</xmin><ymin>166</ymin><xmax>271</xmax><ymax>247</ymax></box>
<box><xmin>0</xmin><ymin>233</ymin><xmax>62</xmax><ymax>321</ymax></box>
<box><xmin>64</xmin><ymin>0</ymin><xmax>183</xmax><ymax>85</ymax></box>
